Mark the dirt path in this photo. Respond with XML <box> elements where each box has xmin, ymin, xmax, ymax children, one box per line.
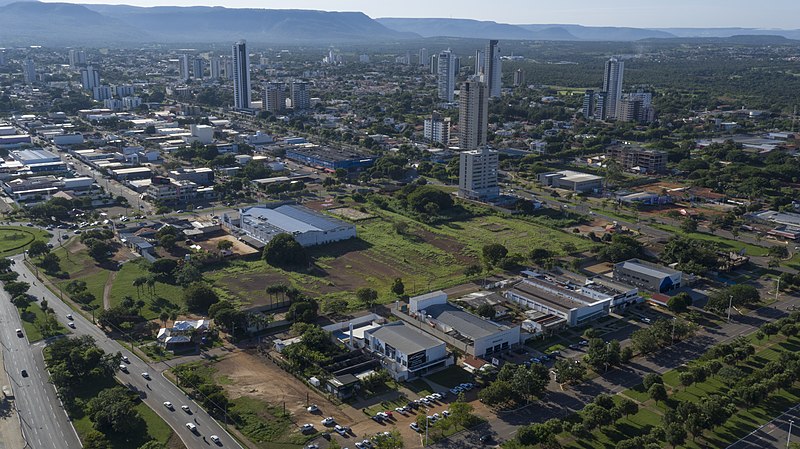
<box><xmin>102</xmin><ymin>269</ymin><xmax>118</xmax><ymax>310</ymax></box>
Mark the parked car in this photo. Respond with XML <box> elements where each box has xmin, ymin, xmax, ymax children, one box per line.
<box><xmin>307</xmin><ymin>404</ymin><xmax>319</xmax><ymax>412</ymax></box>
<box><xmin>119</xmin><ymin>364</ymin><xmax>128</xmax><ymax>373</ymax></box>
<box><xmin>301</xmin><ymin>424</ymin><xmax>314</xmax><ymax>433</ymax></box>
<box><xmin>410</xmin><ymin>423</ymin><xmax>420</xmax><ymax>432</ymax></box>
<box><xmin>334</xmin><ymin>425</ymin><xmax>347</xmax><ymax>436</ymax></box>
<box><xmin>321</xmin><ymin>417</ymin><xmax>335</xmax><ymax>426</ymax></box>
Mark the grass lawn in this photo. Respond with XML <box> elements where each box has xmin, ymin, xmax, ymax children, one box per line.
<box><xmin>0</xmin><ymin>226</ymin><xmax>51</xmax><ymax>256</ymax></box>
<box><xmin>424</xmin><ymin>366</ymin><xmax>474</xmax><ymax>389</ymax></box>
<box><xmin>16</xmin><ymin>304</ymin><xmax>65</xmax><ymax>342</ymax></box>
<box><xmin>110</xmin><ymin>260</ymin><xmax>184</xmax><ymax>320</ymax></box>
<box><xmin>228</xmin><ymin>396</ymin><xmax>311</xmax><ymax>448</ymax></box>
<box><xmin>652</xmin><ymin>223</ymin><xmax>769</xmax><ymax>257</ymax></box>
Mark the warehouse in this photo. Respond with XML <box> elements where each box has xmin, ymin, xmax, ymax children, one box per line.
<box><xmin>613</xmin><ymin>258</ymin><xmax>683</xmax><ymax>293</ymax></box>
<box><xmin>505</xmin><ymin>275</ymin><xmax>610</xmax><ymax>329</ymax></box>
<box><xmin>285</xmin><ymin>144</ymin><xmax>377</xmax><ymax>171</ymax></box>
<box><xmin>363</xmin><ymin>322</ymin><xmax>452</xmax><ymax>381</ymax></box>
<box><xmin>537</xmin><ymin>170</ymin><xmax>603</xmax><ymax>192</ymax></box>
<box><xmin>10</xmin><ymin>148</ymin><xmax>61</xmax><ymax>165</ymax></box>
<box><xmin>223</xmin><ymin>203</ymin><xmax>356</xmax><ymax>248</ymax></box>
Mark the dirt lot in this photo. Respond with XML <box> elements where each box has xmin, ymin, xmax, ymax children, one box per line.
<box><xmin>198</xmin><ymin>235</ymin><xmax>258</xmax><ymax>256</ymax></box>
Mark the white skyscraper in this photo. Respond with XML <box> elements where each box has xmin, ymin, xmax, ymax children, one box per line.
<box><xmin>602</xmin><ymin>57</ymin><xmax>624</xmax><ymax>119</ymax></box>
<box><xmin>437</xmin><ymin>50</ymin><xmax>456</xmax><ymax>102</ymax></box>
<box><xmin>209</xmin><ymin>56</ymin><xmax>221</xmax><ymax>79</ymax></box>
<box><xmin>179</xmin><ymin>54</ymin><xmax>190</xmax><ymax>81</ymax></box>
<box><xmin>192</xmin><ymin>58</ymin><xmax>205</xmax><ymax>79</ymax></box>
<box><xmin>291</xmin><ymin>81</ymin><xmax>310</xmax><ymax>110</ymax></box>
<box><xmin>22</xmin><ymin>59</ymin><xmax>36</xmax><ymax>84</ymax></box>
<box><xmin>232</xmin><ymin>40</ymin><xmax>251</xmax><ymax>110</ymax></box>
<box><xmin>484</xmin><ymin>40</ymin><xmax>502</xmax><ymax>98</ymax></box>
<box><xmin>458</xmin><ymin>77</ymin><xmax>489</xmax><ymax>151</ymax></box>
<box><xmin>419</xmin><ymin>48</ymin><xmax>428</xmax><ymax>67</ymax></box>
<box><xmin>423</xmin><ymin>112</ymin><xmax>450</xmax><ymax>145</ymax></box>
<box><xmin>459</xmin><ymin>147</ymin><xmax>499</xmax><ymax>200</ymax></box>
<box><xmin>80</xmin><ymin>65</ymin><xmax>100</xmax><ymax>91</ymax></box>
<box><xmin>68</xmin><ymin>49</ymin><xmax>86</xmax><ymax>67</ymax></box>
<box><xmin>474</xmin><ymin>49</ymin><xmax>484</xmax><ymax>77</ymax></box>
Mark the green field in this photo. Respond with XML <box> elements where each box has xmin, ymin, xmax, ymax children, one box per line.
<box><xmin>0</xmin><ymin>226</ymin><xmax>51</xmax><ymax>256</ymax></box>
<box><xmin>16</xmin><ymin>303</ymin><xmax>65</xmax><ymax>342</ymax></box>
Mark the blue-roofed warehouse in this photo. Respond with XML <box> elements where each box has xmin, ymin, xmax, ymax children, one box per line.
<box><xmin>612</xmin><ymin>258</ymin><xmax>682</xmax><ymax>293</ymax></box>
<box><xmin>222</xmin><ymin>203</ymin><xmax>356</xmax><ymax>248</ymax></box>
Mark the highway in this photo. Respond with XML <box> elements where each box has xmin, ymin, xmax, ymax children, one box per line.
<box><xmin>3</xmin><ymin>233</ymin><xmax>243</xmax><ymax>449</ymax></box>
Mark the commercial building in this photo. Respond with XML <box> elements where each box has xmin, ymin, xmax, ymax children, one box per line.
<box><xmin>602</xmin><ymin>57</ymin><xmax>624</xmax><ymax>119</ymax></box>
<box><xmin>423</xmin><ymin>112</ymin><xmax>450</xmax><ymax>145</ymax></box>
<box><xmin>169</xmin><ymin>167</ymin><xmax>214</xmax><ymax>186</ymax></box>
<box><xmin>262</xmin><ymin>82</ymin><xmax>286</xmax><ymax>113</ymax></box>
<box><xmin>606</xmin><ymin>146</ymin><xmax>667</xmax><ymax>174</ymax></box>
<box><xmin>506</xmin><ymin>275</ymin><xmax>610</xmax><ymax>331</ymax></box>
<box><xmin>437</xmin><ymin>49</ymin><xmax>456</xmax><ymax>102</ymax></box>
<box><xmin>458</xmin><ymin>78</ymin><xmax>489</xmax><ymax>150</ymax></box>
<box><xmin>291</xmin><ymin>81</ymin><xmax>310</xmax><ymax>110</ymax></box>
<box><xmin>223</xmin><ymin>203</ymin><xmax>356</xmax><ymax>248</ymax></box>
<box><xmin>363</xmin><ymin>322</ymin><xmax>452</xmax><ymax>381</ymax></box>
<box><xmin>537</xmin><ymin>170</ymin><xmax>603</xmax><ymax>192</ymax></box>
<box><xmin>285</xmin><ymin>144</ymin><xmax>376</xmax><ymax>171</ymax></box>
<box><xmin>110</xmin><ymin>166</ymin><xmax>152</xmax><ymax>181</ymax></box>
<box><xmin>232</xmin><ymin>40</ymin><xmax>251</xmax><ymax>110</ymax></box>
<box><xmin>458</xmin><ymin>147</ymin><xmax>499</xmax><ymax>200</ymax></box>
<box><xmin>11</xmin><ymin>148</ymin><xmax>60</xmax><ymax>165</ymax></box>
<box><xmin>397</xmin><ymin>291</ymin><xmax>521</xmax><ymax>358</ymax></box>
<box><xmin>613</xmin><ymin>259</ymin><xmax>682</xmax><ymax>293</ymax></box>
<box><xmin>483</xmin><ymin>40</ymin><xmax>502</xmax><ymax>98</ymax></box>
<box><xmin>144</xmin><ymin>178</ymin><xmax>199</xmax><ymax>202</ymax></box>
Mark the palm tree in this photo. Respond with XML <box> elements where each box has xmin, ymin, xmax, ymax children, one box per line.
<box><xmin>132</xmin><ymin>276</ymin><xmax>147</xmax><ymax>299</ymax></box>
<box><xmin>159</xmin><ymin>311</ymin><xmax>169</xmax><ymax>327</ymax></box>
<box><xmin>146</xmin><ymin>276</ymin><xmax>157</xmax><ymax>298</ymax></box>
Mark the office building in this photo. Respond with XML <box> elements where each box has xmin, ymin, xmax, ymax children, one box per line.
<box><xmin>506</xmin><ymin>276</ymin><xmax>611</xmax><ymax>328</ymax></box>
<box><xmin>606</xmin><ymin>146</ymin><xmax>667</xmax><ymax>174</ymax></box>
<box><xmin>582</xmin><ymin>90</ymin><xmax>595</xmax><ymax>119</ymax></box>
<box><xmin>484</xmin><ymin>40</ymin><xmax>502</xmax><ymax>97</ymax></box>
<box><xmin>192</xmin><ymin>57</ymin><xmax>205</xmax><ymax>79</ymax></box>
<box><xmin>537</xmin><ymin>170</ymin><xmax>603</xmax><ymax>192</ymax></box>
<box><xmin>68</xmin><ymin>49</ymin><xmax>86</xmax><ymax>67</ymax></box>
<box><xmin>613</xmin><ymin>259</ymin><xmax>682</xmax><ymax>293</ymax></box>
<box><xmin>437</xmin><ymin>50</ymin><xmax>456</xmax><ymax>102</ymax></box>
<box><xmin>209</xmin><ymin>56</ymin><xmax>221</xmax><ymax>79</ymax></box>
<box><xmin>364</xmin><ymin>322</ymin><xmax>452</xmax><ymax>381</ymax></box>
<box><xmin>459</xmin><ymin>147</ymin><xmax>499</xmax><ymax>200</ymax></box>
<box><xmin>291</xmin><ymin>81</ymin><xmax>310</xmax><ymax>110</ymax></box>
<box><xmin>474</xmin><ymin>49</ymin><xmax>484</xmax><ymax>76</ymax></box>
<box><xmin>423</xmin><ymin>112</ymin><xmax>450</xmax><ymax>145</ymax></box>
<box><xmin>513</xmin><ymin>68</ymin><xmax>525</xmax><ymax>87</ymax></box>
<box><xmin>458</xmin><ymin>77</ymin><xmax>489</xmax><ymax>150</ymax></box>
<box><xmin>179</xmin><ymin>54</ymin><xmax>190</xmax><ymax>81</ymax></box>
<box><xmin>262</xmin><ymin>82</ymin><xmax>286</xmax><ymax>113</ymax></box>
<box><xmin>80</xmin><ymin>65</ymin><xmax>100</xmax><ymax>91</ymax></box>
<box><xmin>419</xmin><ymin>48</ymin><xmax>428</xmax><ymax>67</ymax></box>
<box><xmin>602</xmin><ymin>57</ymin><xmax>624</xmax><ymax>119</ymax></box>
<box><xmin>22</xmin><ymin>59</ymin><xmax>36</xmax><ymax>84</ymax></box>
<box><xmin>232</xmin><ymin>40</ymin><xmax>251</xmax><ymax>109</ymax></box>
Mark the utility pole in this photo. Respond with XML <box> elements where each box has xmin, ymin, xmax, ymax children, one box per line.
<box><xmin>672</xmin><ymin>317</ymin><xmax>677</xmax><ymax>344</ymax></box>
<box><xmin>788</xmin><ymin>419</ymin><xmax>794</xmax><ymax>448</ymax></box>
<box><xmin>727</xmin><ymin>294</ymin><xmax>733</xmax><ymax>323</ymax></box>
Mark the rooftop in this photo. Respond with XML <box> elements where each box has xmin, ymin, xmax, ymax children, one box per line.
<box><xmin>421</xmin><ymin>303</ymin><xmax>509</xmax><ymax>341</ymax></box>
<box><xmin>508</xmin><ymin>279</ymin><xmax>587</xmax><ymax>313</ymax></box>
<box><xmin>616</xmin><ymin>258</ymin><xmax>680</xmax><ymax>279</ymax></box>
<box><xmin>368</xmin><ymin>323</ymin><xmax>443</xmax><ymax>355</ymax></box>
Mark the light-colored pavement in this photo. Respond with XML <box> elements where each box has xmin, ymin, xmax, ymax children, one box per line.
<box><xmin>0</xmin><ymin>336</ymin><xmax>26</xmax><ymax>449</ymax></box>
<box><xmin>727</xmin><ymin>403</ymin><xmax>800</xmax><ymax>449</ymax></box>
<box><xmin>14</xmin><ymin>251</ymin><xmax>243</xmax><ymax>449</ymax></box>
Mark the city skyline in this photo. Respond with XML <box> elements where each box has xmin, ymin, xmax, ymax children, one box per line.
<box><xmin>36</xmin><ymin>0</ymin><xmax>800</xmax><ymax>28</ymax></box>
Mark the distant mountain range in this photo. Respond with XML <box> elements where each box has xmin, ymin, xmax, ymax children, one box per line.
<box><xmin>0</xmin><ymin>1</ymin><xmax>798</xmax><ymax>45</ymax></box>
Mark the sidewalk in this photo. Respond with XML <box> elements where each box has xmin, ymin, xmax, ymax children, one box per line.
<box><xmin>0</xmin><ymin>348</ymin><xmax>25</xmax><ymax>449</ymax></box>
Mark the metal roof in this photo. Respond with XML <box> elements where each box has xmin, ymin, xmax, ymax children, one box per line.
<box><xmin>422</xmin><ymin>303</ymin><xmax>507</xmax><ymax>340</ymax></box>
<box><xmin>368</xmin><ymin>323</ymin><xmax>443</xmax><ymax>355</ymax></box>
<box><xmin>617</xmin><ymin>259</ymin><xmax>679</xmax><ymax>279</ymax></box>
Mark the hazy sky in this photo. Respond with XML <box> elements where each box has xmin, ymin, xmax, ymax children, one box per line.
<box><xmin>42</xmin><ymin>0</ymin><xmax>799</xmax><ymax>28</ymax></box>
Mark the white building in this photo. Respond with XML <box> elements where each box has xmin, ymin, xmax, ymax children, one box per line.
<box><xmin>437</xmin><ymin>49</ymin><xmax>456</xmax><ymax>102</ymax></box>
<box><xmin>81</xmin><ymin>65</ymin><xmax>100</xmax><ymax>91</ymax></box>
<box><xmin>232</xmin><ymin>40</ymin><xmax>251</xmax><ymax>110</ymax></box>
<box><xmin>92</xmin><ymin>85</ymin><xmax>112</xmax><ymax>101</ymax></box>
<box><xmin>602</xmin><ymin>57</ymin><xmax>624</xmax><ymax>119</ymax></box>
<box><xmin>364</xmin><ymin>322</ymin><xmax>452</xmax><ymax>381</ymax></box>
<box><xmin>179</xmin><ymin>54</ymin><xmax>190</xmax><ymax>81</ymax></box>
<box><xmin>458</xmin><ymin>147</ymin><xmax>499</xmax><ymax>200</ymax></box>
<box><xmin>122</xmin><ymin>96</ymin><xmax>142</xmax><ymax>110</ymax></box>
<box><xmin>22</xmin><ymin>59</ymin><xmax>36</xmax><ymax>84</ymax></box>
<box><xmin>423</xmin><ymin>113</ymin><xmax>450</xmax><ymax>145</ymax></box>
<box><xmin>291</xmin><ymin>81</ymin><xmax>310</xmax><ymax>110</ymax></box>
<box><xmin>189</xmin><ymin>124</ymin><xmax>214</xmax><ymax>144</ymax></box>
<box><xmin>483</xmin><ymin>40</ymin><xmax>502</xmax><ymax>98</ymax></box>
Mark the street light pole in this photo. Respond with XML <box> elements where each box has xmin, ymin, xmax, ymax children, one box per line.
<box><xmin>727</xmin><ymin>294</ymin><xmax>733</xmax><ymax>323</ymax></box>
<box><xmin>788</xmin><ymin>419</ymin><xmax>794</xmax><ymax>448</ymax></box>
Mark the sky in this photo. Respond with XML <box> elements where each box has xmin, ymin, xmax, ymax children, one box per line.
<box><xmin>40</xmin><ymin>0</ymin><xmax>800</xmax><ymax>28</ymax></box>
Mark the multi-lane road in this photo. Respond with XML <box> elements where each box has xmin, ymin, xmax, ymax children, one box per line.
<box><xmin>0</xmin><ymin>229</ymin><xmax>242</xmax><ymax>449</ymax></box>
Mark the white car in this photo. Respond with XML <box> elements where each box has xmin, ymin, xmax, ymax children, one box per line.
<box><xmin>119</xmin><ymin>364</ymin><xmax>128</xmax><ymax>373</ymax></box>
<box><xmin>209</xmin><ymin>435</ymin><xmax>220</xmax><ymax>444</ymax></box>
<box><xmin>301</xmin><ymin>424</ymin><xmax>314</xmax><ymax>433</ymax></box>
<box><xmin>394</xmin><ymin>406</ymin><xmax>406</xmax><ymax>414</ymax></box>
<box><xmin>442</xmin><ymin>410</ymin><xmax>451</xmax><ymax>418</ymax></box>
<box><xmin>121</xmin><ymin>355</ymin><xmax>129</xmax><ymax>363</ymax></box>
<box><xmin>67</xmin><ymin>322</ymin><xmax>75</xmax><ymax>329</ymax></box>
<box><xmin>141</xmin><ymin>372</ymin><xmax>150</xmax><ymax>379</ymax></box>
<box><xmin>334</xmin><ymin>425</ymin><xmax>347</xmax><ymax>435</ymax></box>
<box><xmin>307</xmin><ymin>404</ymin><xmax>319</xmax><ymax>412</ymax></box>
<box><xmin>66</xmin><ymin>313</ymin><xmax>73</xmax><ymax>320</ymax></box>
<box><xmin>410</xmin><ymin>422</ymin><xmax>420</xmax><ymax>432</ymax></box>
<box><xmin>321</xmin><ymin>416</ymin><xmax>335</xmax><ymax>426</ymax></box>
<box><xmin>181</xmin><ymin>405</ymin><xmax>191</xmax><ymax>413</ymax></box>
<box><xmin>163</xmin><ymin>401</ymin><xmax>173</xmax><ymax>410</ymax></box>
<box><xmin>185</xmin><ymin>422</ymin><xmax>197</xmax><ymax>432</ymax></box>
<box><xmin>306</xmin><ymin>445</ymin><xmax>319</xmax><ymax>449</ymax></box>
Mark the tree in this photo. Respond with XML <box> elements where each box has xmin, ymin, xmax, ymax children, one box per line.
<box><xmin>679</xmin><ymin>371</ymin><xmax>695</xmax><ymax>388</ymax></box>
<box><xmin>648</xmin><ymin>383</ymin><xmax>668</xmax><ymax>403</ymax></box>
<box><xmin>262</xmin><ymin>233</ymin><xmax>308</xmax><ymax>268</ymax></box>
<box><xmin>617</xmin><ymin>397</ymin><xmax>639</xmax><ymax>418</ymax></box>
<box><xmin>513</xmin><ymin>363</ymin><xmax>550</xmax><ymax>401</ymax></box>
<box><xmin>482</xmin><ymin>243</ymin><xmax>508</xmax><ymax>266</ymax></box>
<box><xmin>681</xmin><ymin>218</ymin><xmax>698</xmax><ymax>233</ymax></box>
<box><xmin>84</xmin><ymin>238</ymin><xmax>114</xmax><ymax>262</ymax></box>
<box><xmin>553</xmin><ymin>359</ymin><xmax>585</xmax><ymax>385</ymax></box>
<box><xmin>582</xmin><ymin>404</ymin><xmax>612</xmax><ymax>430</ymax></box>
<box><xmin>372</xmin><ymin>430</ymin><xmax>404</xmax><ymax>449</ymax></box>
<box><xmin>183</xmin><ymin>283</ymin><xmax>219</xmax><ymax>314</ymax></box>
<box><xmin>4</xmin><ymin>280</ymin><xmax>30</xmax><ymax>298</ymax></box>
<box><xmin>150</xmin><ymin>258</ymin><xmax>178</xmax><ymax>276</ymax></box>
<box><xmin>83</xmin><ymin>431</ymin><xmax>112</xmax><ymax>449</ymax></box>
<box><xmin>137</xmin><ymin>442</ymin><xmax>166</xmax><ymax>449</ymax></box>
<box><xmin>476</xmin><ymin>303</ymin><xmax>496</xmax><ymax>319</ymax></box>
<box><xmin>27</xmin><ymin>240</ymin><xmax>50</xmax><ymax>258</ymax></box>
<box><xmin>528</xmin><ymin>248</ymin><xmax>553</xmax><ymax>265</ymax></box>
<box><xmin>448</xmin><ymin>395</ymin><xmax>475</xmax><ymax>430</ymax></box>
<box><xmin>390</xmin><ymin>278</ymin><xmax>405</xmax><ymax>296</ymax></box>
<box><xmin>322</xmin><ymin>298</ymin><xmax>349</xmax><ymax>317</ymax></box>
<box><xmin>86</xmin><ymin>387</ymin><xmax>145</xmax><ymax>433</ymax></box>
<box><xmin>159</xmin><ymin>311</ymin><xmax>169</xmax><ymax>327</ymax></box>
<box><xmin>158</xmin><ymin>234</ymin><xmax>177</xmax><ymax>251</ymax></box>
<box><xmin>597</xmin><ymin>234</ymin><xmax>644</xmax><ymax>262</ymax></box>
<box><xmin>478</xmin><ymin>380</ymin><xmax>515</xmax><ymax>406</ymax></box>
<box><xmin>706</xmin><ymin>284</ymin><xmax>760</xmax><ymax>313</ymax></box>
<box><xmin>288</xmin><ymin>299</ymin><xmax>318</xmax><ymax>323</ymax></box>
<box><xmin>356</xmin><ymin>288</ymin><xmax>378</xmax><ymax>308</ymax></box>
<box><xmin>667</xmin><ymin>292</ymin><xmax>693</xmax><ymax>313</ymax></box>
<box><xmin>217</xmin><ymin>240</ymin><xmax>233</xmax><ymax>252</ymax></box>
<box><xmin>464</xmin><ymin>264</ymin><xmax>483</xmax><ymax>278</ymax></box>
<box><xmin>38</xmin><ymin>252</ymin><xmax>61</xmax><ymax>273</ymax></box>
<box><xmin>643</xmin><ymin>373</ymin><xmax>663</xmax><ymax>391</ymax></box>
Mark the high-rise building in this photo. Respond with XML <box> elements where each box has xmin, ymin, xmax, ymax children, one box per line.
<box><xmin>68</xmin><ymin>49</ymin><xmax>86</xmax><ymax>67</ymax></box>
<box><xmin>618</xmin><ymin>92</ymin><xmax>655</xmax><ymax>123</ymax></box>
<box><xmin>437</xmin><ymin>50</ymin><xmax>456</xmax><ymax>102</ymax></box>
<box><xmin>22</xmin><ymin>59</ymin><xmax>36</xmax><ymax>84</ymax></box>
<box><xmin>513</xmin><ymin>69</ymin><xmax>525</xmax><ymax>87</ymax></box>
<box><xmin>113</xmin><ymin>85</ymin><xmax>135</xmax><ymax>97</ymax></box>
<box><xmin>359</xmin><ymin>54</ymin><xmax>370</xmax><ymax>63</ymax></box>
<box><xmin>232</xmin><ymin>40</ymin><xmax>251</xmax><ymax>110</ymax></box>
<box><xmin>192</xmin><ymin>58</ymin><xmax>205</xmax><ymax>79</ymax></box>
<box><xmin>459</xmin><ymin>147</ymin><xmax>499</xmax><ymax>200</ymax></box>
<box><xmin>92</xmin><ymin>85</ymin><xmax>112</xmax><ymax>101</ymax></box>
<box><xmin>291</xmin><ymin>81</ymin><xmax>310</xmax><ymax>110</ymax></box>
<box><xmin>423</xmin><ymin>112</ymin><xmax>450</xmax><ymax>145</ymax></box>
<box><xmin>582</xmin><ymin>89</ymin><xmax>595</xmax><ymax>119</ymax></box>
<box><xmin>484</xmin><ymin>40</ymin><xmax>501</xmax><ymax>98</ymax></box>
<box><xmin>474</xmin><ymin>49</ymin><xmax>484</xmax><ymax>77</ymax></box>
<box><xmin>602</xmin><ymin>57</ymin><xmax>624</xmax><ymax>119</ymax></box>
<box><xmin>209</xmin><ymin>56</ymin><xmax>221</xmax><ymax>79</ymax></box>
<box><xmin>429</xmin><ymin>55</ymin><xmax>437</xmax><ymax>74</ymax></box>
<box><xmin>179</xmin><ymin>54</ymin><xmax>190</xmax><ymax>81</ymax></box>
<box><xmin>262</xmin><ymin>82</ymin><xmax>286</xmax><ymax>113</ymax></box>
<box><xmin>0</xmin><ymin>51</ymin><xmax>5</xmax><ymax>66</ymax></box>
<box><xmin>80</xmin><ymin>65</ymin><xmax>100</xmax><ymax>91</ymax></box>
<box><xmin>458</xmin><ymin>77</ymin><xmax>489</xmax><ymax>151</ymax></box>
<box><xmin>122</xmin><ymin>96</ymin><xmax>142</xmax><ymax>110</ymax></box>
<box><xmin>419</xmin><ymin>48</ymin><xmax>428</xmax><ymax>67</ymax></box>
